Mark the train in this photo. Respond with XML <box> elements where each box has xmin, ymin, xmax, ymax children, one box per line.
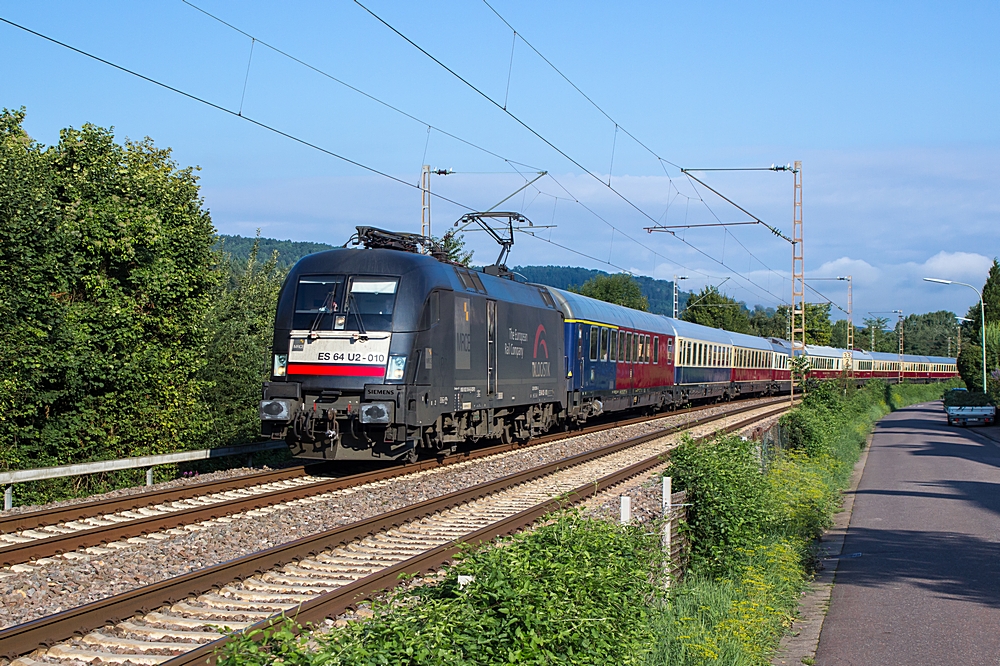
<box><xmin>259</xmin><ymin>227</ymin><xmax>959</xmax><ymax>462</ymax></box>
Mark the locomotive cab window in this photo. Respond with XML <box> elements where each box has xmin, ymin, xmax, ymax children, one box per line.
<box><xmin>294</xmin><ymin>275</ymin><xmax>345</xmax><ymax>330</ymax></box>
<box><xmin>345</xmin><ymin>278</ymin><xmax>398</xmax><ymax>332</ymax></box>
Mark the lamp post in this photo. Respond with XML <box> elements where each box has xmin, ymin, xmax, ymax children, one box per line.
<box><xmin>924</xmin><ymin>278</ymin><xmax>987</xmax><ymax>393</ymax></box>
<box><xmin>672</xmin><ymin>276</ymin><xmax>688</xmax><ymax>318</ymax></box>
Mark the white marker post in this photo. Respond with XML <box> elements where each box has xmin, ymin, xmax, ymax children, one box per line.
<box><xmin>619</xmin><ymin>495</ymin><xmax>632</xmax><ymax>523</ymax></box>
<box><xmin>662</xmin><ymin>476</ymin><xmax>672</xmax><ymax>588</ymax></box>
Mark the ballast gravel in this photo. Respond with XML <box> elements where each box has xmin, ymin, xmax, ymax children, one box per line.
<box><xmin>0</xmin><ymin>398</ymin><xmax>782</xmax><ymax>628</ymax></box>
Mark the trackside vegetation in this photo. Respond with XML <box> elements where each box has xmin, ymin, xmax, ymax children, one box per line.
<box><xmin>218</xmin><ymin>379</ymin><xmax>952</xmax><ymax>666</ymax></box>
<box><xmin>0</xmin><ymin>109</ymin><xmax>286</xmax><ymax>504</ymax></box>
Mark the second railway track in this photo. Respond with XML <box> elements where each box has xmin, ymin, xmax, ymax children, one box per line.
<box><xmin>0</xmin><ymin>397</ymin><xmax>789</xmax><ymax>569</ymax></box>
<box><xmin>1</xmin><ymin>401</ymin><xmax>791</xmax><ymax>665</ymax></box>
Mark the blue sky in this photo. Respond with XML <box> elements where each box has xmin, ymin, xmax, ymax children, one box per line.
<box><xmin>3</xmin><ymin>1</ymin><xmax>998</xmax><ymax>320</ymax></box>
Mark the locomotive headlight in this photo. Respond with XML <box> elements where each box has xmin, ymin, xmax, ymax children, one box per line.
<box><xmin>385</xmin><ymin>354</ymin><xmax>407</xmax><ymax>382</ymax></box>
<box><xmin>273</xmin><ymin>354</ymin><xmax>288</xmax><ymax>377</ymax></box>
<box><xmin>260</xmin><ymin>399</ymin><xmax>291</xmax><ymax>421</ymax></box>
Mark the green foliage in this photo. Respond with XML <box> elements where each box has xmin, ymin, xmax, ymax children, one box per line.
<box><xmin>899</xmin><ymin>310</ymin><xmax>960</xmax><ymax>356</ymax></box>
<box><xmin>201</xmin><ymin>235</ymin><xmax>287</xmax><ymax>449</ymax></box>
<box><xmin>943</xmin><ymin>389</ymin><xmax>991</xmax><ymax>407</ymax></box>
<box><xmin>647</xmin><ymin>378</ymin><xmax>954</xmax><ymax>665</ymax></box>
<box><xmin>571</xmin><ymin>273</ymin><xmax>650</xmax><ymax>311</ymax></box>
<box><xmin>0</xmin><ymin>109</ymin><xmax>216</xmax><ymax>501</ymax></box>
<box><xmin>219</xmin><ymin>513</ymin><xmax>663</xmax><ymax>666</ymax></box>
<box><xmin>644</xmin><ymin>542</ymin><xmax>804</xmax><ymax>666</ymax></box>
<box><xmin>748</xmin><ymin>305</ymin><xmax>786</xmax><ymax>339</ymax></box>
<box><xmin>682</xmin><ymin>287</ymin><xmax>752</xmax><ymax>334</ymax></box>
<box><xmin>777</xmin><ymin>304</ymin><xmax>832</xmax><ymax>346</ymax></box>
<box><xmin>438</xmin><ymin>231</ymin><xmax>474</xmax><ymax>267</ymax></box>
<box><xmin>962</xmin><ymin>258</ymin><xmax>1000</xmax><ymax>338</ymax></box>
<box><xmin>214</xmin><ymin>234</ymin><xmax>333</xmax><ymax>270</ymax></box>
<box><xmin>668</xmin><ymin>435</ymin><xmax>774</xmax><ymax>574</ymax></box>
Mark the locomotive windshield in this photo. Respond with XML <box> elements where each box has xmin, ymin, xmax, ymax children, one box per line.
<box><xmin>345</xmin><ymin>278</ymin><xmax>398</xmax><ymax>332</ymax></box>
<box><xmin>293</xmin><ymin>275</ymin><xmax>344</xmax><ymax>330</ymax></box>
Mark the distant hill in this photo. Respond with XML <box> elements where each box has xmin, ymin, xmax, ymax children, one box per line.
<box><xmin>215</xmin><ymin>235</ymin><xmax>691</xmax><ymax>316</ymax></box>
<box><xmin>513</xmin><ymin>265</ymin><xmax>690</xmax><ymax>317</ymax></box>
<box><xmin>215</xmin><ymin>235</ymin><xmax>335</xmax><ymax>270</ymax></box>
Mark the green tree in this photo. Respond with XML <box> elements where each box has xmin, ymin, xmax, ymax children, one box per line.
<box><xmin>957</xmin><ymin>259</ymin><xmax>1000</xmax><ymax>392</ymax></box>
<box><xmin>831</xmin><ymin>319</ymin><xmax>849</xmax><ymax>348</ymax></box>
<box><xmin>749</xmin><ymin>305</ymin><xmax>787</xmax><ymax>339</ymax></box>
<box><xmin>201</xmin><ymin>235</ymin><xmax>287</xmax><ymax>447</ymax></box>
<box><xmin>682</xmin><ymin>286</ymin><xmax>751</xmax><ymax>333</ymax></box>
<box><xmin>962</xmin><ymin>259</ymin><xmax>1000</xmax><ymax>339</ymax></box>
<box><xmin>572</xmin><ymin>273</ymin><xmax>649</xmax><ymax>311</ymax></box>
<box><xmin>776</xmin><ymin>303</ymin><xmax>833</xmax><ymax>345</ymax></box>
<box><xmin>438</xmin><ymin>231</ymin><xmax>473</xmax><ymax>267</ymax></box>
<box><xmin>0</xmin><ymin>109</ymin><xmax>216</xmax><ymax>484</ymax></box>
<box><xmin>899</xmin><ymin>310</ymin><xmax>959</xmax><ymax>356</ymax></box>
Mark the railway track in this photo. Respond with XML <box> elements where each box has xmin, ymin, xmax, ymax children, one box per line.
<box><xmin>1</xmin><ymin>400</ymin><xmax>791</xmax><ymax>665</ymax></box>
<box><xmin>1</xmin><ymin>397</ymin><xmax>790</xmax><ymax>569</ymax></box>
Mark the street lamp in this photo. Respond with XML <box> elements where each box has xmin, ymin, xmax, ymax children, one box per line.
<box><xmin>672</xmin><ymin>276</ymin><xmax>688</xmax><ymax>318</ymax></box>
<box><xmin>924</xmin><ymin>278</ymin><xmax>987</xmax><ymax>393</ymax></box>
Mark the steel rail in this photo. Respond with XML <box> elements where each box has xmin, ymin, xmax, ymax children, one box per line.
<box><xmin>169</xmin><ymin>404</ymin><xmax>791</xmax><ymax>666</ymax></box>
<box><xmin>0</xmin><ymin>398</ymin><xmax>787</xmax><ymax>567</ymax></box>
<box><xmin>3</xmin><ymin>400</ymin><xmax>733</xmax><ymax>530</ymax></box>
<box><xmin>0</xmin><ymin>465</ymin><xmax>314</xmax><ymax>533</ymax></box>
<box><xmin>0</xmin><ymin>402</ymin><xmax>788</xmax><ymax>660</ymax></box>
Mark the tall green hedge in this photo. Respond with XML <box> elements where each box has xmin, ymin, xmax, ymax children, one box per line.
<box><xmin>0</xmin><ymin>109</ymin><xmax>217</xmax><ymax>496</ymax></box>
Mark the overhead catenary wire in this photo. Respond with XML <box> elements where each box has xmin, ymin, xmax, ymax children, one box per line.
<box><xmin>0</xmin><ymin>15</ymin><xmax>477</xmax><ymax>214</ymax></box>
<box><xmin>353</xmin><ymin>2</ymin><xmax>790</xmax><ymax>307</ymax></box>
<box><xmin>7</xmin><ymin>8</ymin><xmax>789</xmax><ymax>307</ymax></box>
<box><xmin>187</xmin><ymin>0</ymin><xmax>790</xmax><ymax>307</ymax></box>
<box><xmin>181</xmin><ymin>0</ymin><xmax>711</xmax><ymax>281</ymax></box>
<box><xmin>180</xmin><ymin>0</ymin><xmax>543</xmax><ymax>175</ymax></box>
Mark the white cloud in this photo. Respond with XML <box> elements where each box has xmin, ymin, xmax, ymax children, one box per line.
<box><xmin>916</xmin><ymin>251</ymin><xmax>995</xmax><ymax>283</ymax></box>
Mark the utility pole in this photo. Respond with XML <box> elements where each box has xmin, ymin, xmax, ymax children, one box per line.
<box><xmin>672</xmin><ymin>275</ymin><xmax>688</xmax><ymax>318</ymax></box>
<box><xmin>897</xmin><ymin>310</ymin><xmax>904</xmax><ymax>383</ymax></box>
<box><xmin>846</xmin><ymin>275</ymin><xmax>854</xmax><ymax>377</ymax></box>
<box><xmin>790</xmin><ymin>161</ymin><xmax>805</xmax><ymax>405</ymax></box>
<box><xmin>420</xmin><ymin>165</ymin><xmax>451</xmax><ymax>249</ymax></box>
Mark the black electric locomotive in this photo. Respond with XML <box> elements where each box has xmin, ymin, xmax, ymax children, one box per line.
<box><xmin>260</xmin><ymin>228</ymin><xmax>567</xmax><ymax>461</ymax></box>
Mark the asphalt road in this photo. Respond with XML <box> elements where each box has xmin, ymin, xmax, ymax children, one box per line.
<box><xmin>815</xmin><ymin>402</ymin><xmax>1000</xmax><ymax>666</ymax></box>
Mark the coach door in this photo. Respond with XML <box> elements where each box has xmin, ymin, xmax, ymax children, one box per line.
<box><xmin>487</xmin><ymin>300</ymin><xmax>497</xmax><ymax>395</ymax></box>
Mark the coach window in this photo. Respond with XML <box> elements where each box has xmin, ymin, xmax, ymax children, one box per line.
<box><xmin>632</xmin><ymin>334</ymin><xmax>638</xmax><ymax>363</ymax></box>
<box><xmin>600</xmin><ymin>327</ymin><xmax>610</xmax><ymax>362</ymax></box>
<box><xmin>609</xmin><ymin>330</ymin><xmax>617</xmax><ymax>361</ymax></box>
<box><xmin>653</xmin><ymin>336</ymin><xmax>659</xmax><ymax>364</ymax></box>
<box><xmin>590</xmin><ymin>326</ymin><xmax>599</xmax><ymax>361</ymax></box>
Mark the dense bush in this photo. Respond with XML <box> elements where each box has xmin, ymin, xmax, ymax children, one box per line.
<box><xmin>667</xmin><ymin>435</ymin><xmax>775</xmax><ymax>575</ymax></box>
<box><xmin>220</xmin><ymin>513</ymin><xmax>663</xmax><ymax>666</ymax></box>
<box><xmin>1</xmin><ymin>111</ymin><xmax>289</xmax><ymax>503</ymax></box>
<box><xmin>0</xmin><ymin>109</ymin><xmax>217</xmax><ymax>501</ymax></box>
